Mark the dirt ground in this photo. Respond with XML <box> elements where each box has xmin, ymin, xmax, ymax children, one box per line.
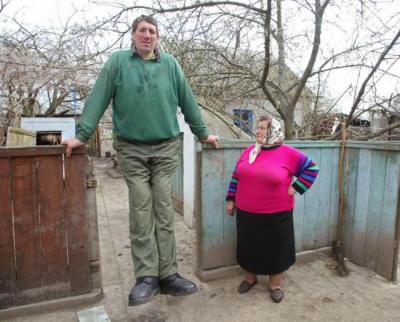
<box><xmin>3</xmin><ymin>155</ymin><xmax>400</xmax><ymax>322</ymax></box>
<box><xmin>96</xmin><ymin>152</ymin><xmax>400</xmax><ymax>322</ymax></box>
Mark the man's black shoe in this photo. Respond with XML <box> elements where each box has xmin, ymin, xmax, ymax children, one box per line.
<box><xmin>160</xmin><ymin>273</ymin><xmax>198</xmax><ymax>296</ymax></box>
<box><xmin>128</xmin><ymin>276</ymin><xmax>159</xmax><ymax>306</ymax></box>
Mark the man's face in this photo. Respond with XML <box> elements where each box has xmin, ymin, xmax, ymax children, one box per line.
<box><xmin>132</xmin><ymin>21</ymin><xmax>159</xmax><ymax>57</ymax></box>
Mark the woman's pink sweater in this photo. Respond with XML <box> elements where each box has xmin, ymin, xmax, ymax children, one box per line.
<box><xmin>226</xmin><ymin>144</ymin><xmax>319</xmax><ymax>213</ymax></box>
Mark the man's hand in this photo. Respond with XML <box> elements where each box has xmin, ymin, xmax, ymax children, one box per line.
<box><xmin>62</xmin><ymin>138</ymin><xmax>85</xmax><ymax>157</ymax></box>
<box><xmin>201</xmin><ymin>134</ymin><xmax>219</xmax><ymax>148</ymax></box>
<box><xmin>226</xmin><ymin>200</ymin><xmax>236</xmax><ymax>216</ymax></box>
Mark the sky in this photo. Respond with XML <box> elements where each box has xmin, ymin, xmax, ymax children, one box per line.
<box><xmin>2</xmin><ymin>0</ymin><xmax>399</xmax><ymax>116</ymax></box>
<box><xmin>3</xmin><ymin>0</ymin><xmax>95</xmax><ymax>26</ymax></box>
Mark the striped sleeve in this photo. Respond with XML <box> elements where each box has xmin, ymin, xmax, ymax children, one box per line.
<box><xmin>292</xmin><ymin>154</ymin><xmax>319</xmax><ymax>195</ymax></box>
<box><xmin>226</xmin><ymin>165</ymin><xmax>239</xmax><ymax>201</ymax></box>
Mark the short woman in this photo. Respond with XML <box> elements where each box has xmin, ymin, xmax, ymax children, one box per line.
<box><xmin>226</xmin><ymin>115</ymin><xmax>319</xmax><ymax>303</ymax></box>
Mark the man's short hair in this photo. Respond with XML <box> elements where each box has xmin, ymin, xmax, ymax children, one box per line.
<box><xmin>131</xmin><ymin>15</ymin><xmax>159</xmax><ymax>35</ymax></box>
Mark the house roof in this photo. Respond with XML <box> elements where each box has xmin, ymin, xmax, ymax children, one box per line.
<box><xmin>199</xmin><ymin>103</ymin><xmax>252</xmax><ymax>140</ymax></box>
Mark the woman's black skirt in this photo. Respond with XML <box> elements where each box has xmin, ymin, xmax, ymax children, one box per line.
<box><xmin>236</xmin><ymin>208</ymin><xmax>295</xmax><ymax>275</ymax></box>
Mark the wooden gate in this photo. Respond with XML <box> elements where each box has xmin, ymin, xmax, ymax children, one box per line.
<box><xmin>196</xmin><ymin>140</ymin><xmax>400</xmax><ymax>281</ymax></box>
<box><xmin>0</xmin><ymin>146</ymin><xmax>98</xmax><ymax>310</ymax></box>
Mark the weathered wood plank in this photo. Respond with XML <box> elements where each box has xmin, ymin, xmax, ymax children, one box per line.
<box><xmin>85</xmin><ymin>184</ymin><xmax>102</xmax><ymax>289</ymax></box>
<box><xmin>328</xmin><ymin>147</ymin><xmax>340</xmax><ymax>245</ymax></box>
<box><xmin>200</xmin><ymin>149</ymin><xmax>225</xmax><ymax>269</ymax></box>
<box><xmin>0</xmin><ymin>146</ymin><xmax>85</xmax><ymax>158</ymax></box>
<box><xmin>314</xmin><ymin>148</ymin><xmax>331</xmax><ymax>247</ymax></box>
<box><xmin>376</xmin><ymin>151</ymin><xmax>400</xmax><ymax>280</ymax></box>
<box><xmin>350</xmin><ymin>149</ymin><xmax>371</xmax><ymax>265</ymax></box>
<box><xmin>12</xmin><ymin>157</ymin><xmax>42</xmax><ymax>305</ymax></box>
<box><xmin>364</xmin><ymin>151</ymin><xmax>386</xmax><ymax>271</ymax></box>
<box><xmin>302</xmin><ymin>148</ymin><xmax>321</xmax><ymax>250</ymax></box>
<box><xmin>222</xmin><ymin>148</ymin><xmax>241</xmax><ymax>266</ymax></box>
<box><xmin>64</xmin><ymin>153</ymin><xmax>91</xmax><ymax>295</ymax></box>
<box><xmin>171</xmin><ymin>135</ymin><xmax>183</xmax><ymax>211</ymax></box>
<box><xmin>293</xmin><ymin>190</ymin><xmax>305</xmax><ymax>253</ymax></box>
<box><xmin>37</xmin><ymin>155</ymin><xmax>69</xmax><ymax>299</ymax></box>
<box><xmin>342</xmin><ymin>148</ymin><xmax>359</xmax><ymax>256</ymax></box>
<box><xmin>345</xmin><ymin>141</ymin><xmax>400</xmax><ymax>151</ymax></box>
<box><xmin>0</xmin><ymin>158</ymin><xmax>15</xmax><ymax>309</ymax></box>
<box><xmin>213</xmin><ymin>140</ymin><xmax>341</xmax><ymax>149</ymax></box>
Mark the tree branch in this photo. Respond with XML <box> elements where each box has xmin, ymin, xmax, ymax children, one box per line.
<box><xmin>357</xmin><ymin>121</ymin><xmax>400</xmax><ymax>141</ymax></box>
<box><xmin>345</xmin><ymin>28</ymin><xmax>400</xmax><ymax>127</ymax></box>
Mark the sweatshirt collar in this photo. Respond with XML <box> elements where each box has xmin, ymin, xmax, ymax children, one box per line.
<box><xmin>131</xmin><ymin>43</ymin><xmax>160</xmax><ymax>62</ymax></box>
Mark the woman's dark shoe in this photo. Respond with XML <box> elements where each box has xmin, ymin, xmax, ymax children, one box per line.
<box><xmin>128</xmin><ymin>276</ymin><xmax>159</xmax><ymax>306</ymax></box>
<box><xmin>269</xmin><ymin>288</ymin><xmax>284</xmax><ymax>303</ymax></box>
<box><xmin>238</xmin><ymin>280</ymin><xmax>258</xmax><ymax>294</ymax></box>
<box><xmin>160</xmin><ymin>273</ymin><xmax>198</xmax><ymax>296</ymax></box>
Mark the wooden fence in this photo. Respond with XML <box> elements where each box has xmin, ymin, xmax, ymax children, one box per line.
<box><xmin>196</xmin><ymin>140</ymin><xmax>400</xmax><ymax>281</ymax></box>
<box><xmin>0</xmin><ymin>146</ymin><xmax>101</xmax><ymax>313</ymax></box>
<box><xmin>171</xmin><ymin>133</ymin><xmax>184</xmax><ymax>215</ymax></box>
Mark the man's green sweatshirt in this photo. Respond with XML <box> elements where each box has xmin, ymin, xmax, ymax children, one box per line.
<box><xmin>76</xmin><ymin>49</ymin><xmax>209</xmax><ymax>143</ymax></box>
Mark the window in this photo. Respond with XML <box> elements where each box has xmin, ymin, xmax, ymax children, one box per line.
<box><xmin>233</xmin><ymin>109</ymin><xmax>253</xmax><ymax>135</ymax></box>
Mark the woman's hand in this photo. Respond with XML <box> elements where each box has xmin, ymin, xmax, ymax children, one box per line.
<box><xmin>288</xmin><ymin>186</ymin><xmax>296</xmax><ymax>196</ymax></box>
<box><xmin>226</xmin><ymin>200</ymin><xmax>236</xmax><ymax>216</ymax></box>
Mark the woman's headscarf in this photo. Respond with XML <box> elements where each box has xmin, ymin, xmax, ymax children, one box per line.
<box><xmin>249</xmin><ymin>117</ymin><xmax>284</xmax><ymax>164</ymax></box>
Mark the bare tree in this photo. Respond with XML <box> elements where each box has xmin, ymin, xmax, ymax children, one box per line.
<box><xmin>0</xmin><ymin>0</ymin><xmax>10</xmax><ymax>14</ymax></box>
<box><xmin>90</xmin><ymin>0</ymin><xmax>400</xmax><ymax>140</ymax></box>
<box><xmin>0</xmin><ymin>9</ymin><xmax>119</xmax><ymax>144</ymax></box>
<box><xmin>1</xmin><ymin>0</ymin><xmax>399</xmax><ymax>142</ymax></box>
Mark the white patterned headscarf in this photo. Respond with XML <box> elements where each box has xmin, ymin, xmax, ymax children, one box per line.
<box><xmin>249</xmin><ymin>117</ymin><xmax>284</xmax><ymax>164</ymax></box>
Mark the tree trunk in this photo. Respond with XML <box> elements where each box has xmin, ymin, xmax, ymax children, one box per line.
<box><xmin>284</xmin><ymin>115</ymin><xmax>295</xmax><ymax>139</ymax></box>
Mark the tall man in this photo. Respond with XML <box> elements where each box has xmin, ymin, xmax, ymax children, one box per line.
<box><xmin>63</xmin><ymin>15</ymin><xmax>218</xmax><ymax>306</ymax></box>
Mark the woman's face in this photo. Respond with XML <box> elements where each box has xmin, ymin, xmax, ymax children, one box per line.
<box><xmin>255</xmin><ymin>120</ymin><xmax>269</xmax><ymax>144</ymax></box>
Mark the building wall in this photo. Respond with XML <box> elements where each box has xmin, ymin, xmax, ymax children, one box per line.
<box><xmin>226</xmin><ymin>99</ymin><xmax>307</xmax><ymax>133</ymax></box>
<box><xmin>20</xmin><ymin>117</ymin><xmax>76</xmax><ymax>141</ymax></box>
<box><xmin>177</xmin><ymin>113</ymin><xmax>196</xmax><ymax>227</ymax></box>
